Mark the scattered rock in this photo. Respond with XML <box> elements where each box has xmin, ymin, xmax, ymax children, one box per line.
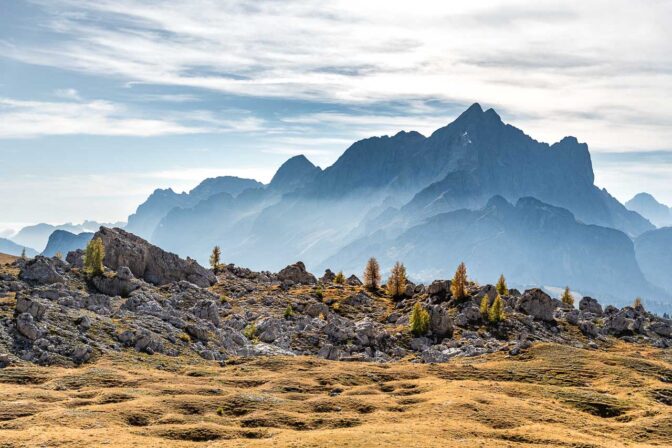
<box><xmin>277</xmin><ymin>262</ymin><xmax>317</xmax><ymax>285</ymax></box>
<box><xmin>320</xmin><ymin>269</ymin><xmax>336</xmax><ymax>283</ymax></box>
<box><xmin>516</xmin><ymin>289</ymin><xmax>555</xmax><ymax>322</ymax></box>
<box><xmin>16</xmin><ymin>313</ymin><xmax>42</xmax><ymax>340</ymax></box>
<box><xmin>428</xmin><ymin>305</ymin><xmax>453</xmax><ymax>337</ymax></box>
<box><xmin>19</xmin><ymin>256</ymin><xmax>66</xmax><ymax>285</ymax></box>
<box><xmin>579</xmin><ymin>296</ymin><xmax>603</xmax><ymax>316</ymax></box>
<box><xmin>346</xmin><ymin>275</ymin><xmax>362</xmax><ymax>286</ymax></box>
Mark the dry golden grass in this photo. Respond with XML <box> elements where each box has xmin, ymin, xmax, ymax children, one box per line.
<box><xmin>0</xmin><ymin>252</ymin><xmax>18</xmax><ymax>266</ymax></box>
<box><xmin>1</xmin><ymin>343</ymin><xmax>671</xmax><ymax>447</ymax></box>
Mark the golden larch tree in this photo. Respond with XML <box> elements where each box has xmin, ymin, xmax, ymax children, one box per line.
<box><xmin>363</xmin><ymin>257</ymin><xmax>381</xmax><ymax>291</ymax></box>
<box><xmin>451</xmin><ymin>262</ymin><xmax>468</xmax><ymax>299</ymax></box>
<box><xmin>386</xmin><ymin>261</ymin><xmax>407</xmax><ymax>299</ymax></box>
<box><xmin>496</xmin><ymin>274</ymin><xmax>508</xmax><ymax>296</ymax></box>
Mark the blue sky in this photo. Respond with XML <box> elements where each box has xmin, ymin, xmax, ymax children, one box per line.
<box><xmin>1</xmin><ymin>0</ymin><xmax>671</xmax><ymax>235</ymax></box>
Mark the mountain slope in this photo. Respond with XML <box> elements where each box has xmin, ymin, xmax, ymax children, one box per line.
<box><xmin>323</xmin><ymin>196</ymin><xmax>662</xmax><ymax>308</ymax></box>
<box><xmin>635</xmin><ymin>227</ymin><xmax>672</xmax><ymax>296</ymax></box>
<box><xmin>0</xmin><ymin>238</ymin><xmax>38</xmax><ymax>258</ymax></box>
<box><xmin>42</xmin><ymin>230</ymin><xmax>93</xmax><ymax>257</ymax></box>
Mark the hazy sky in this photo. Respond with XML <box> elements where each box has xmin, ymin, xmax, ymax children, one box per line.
<box><xmin>1</xmin><ymin>0</ymin><xmax>671</xmax><ymax>235</ymax></box>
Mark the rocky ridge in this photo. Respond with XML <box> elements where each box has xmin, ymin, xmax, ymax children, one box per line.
<box><xmin>0</xmin><ymin>229</ymin><xmax>670</xmax><ymax>368</ymax></box>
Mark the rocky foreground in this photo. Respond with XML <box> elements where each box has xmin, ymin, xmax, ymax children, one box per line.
<box><xmin>1</xmin><ymin>227</ymin><xmax>671</xmax><ymax>369</ymax></box>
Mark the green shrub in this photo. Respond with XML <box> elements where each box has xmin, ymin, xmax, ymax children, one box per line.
<box><xmin>409</xmin><ymin>302</ymin><xmax>430</xmax><ymax>336</ymax></box>
<box><xmin>480</xmin><ymin>295</ymin><xmax>489</xmax><ymax>318</ymax></box>
<box><xmin>243</xmin><ymin>324</ymin><xmax>257</xmax><ymax>341</ymax></box>
<box><xmin>334</xmin><ymin>271</ymin><xmax>345</xmax><ymax>284</ymax></box>
<box><xmin>284</xmin><ymin>305</ymin><xmax>294</xmax><ymax>319</ymax></box>
<box><xmin>178</xmin><ymin>332</ymin><xmax>191</xmax><ymax>343</ymax></box>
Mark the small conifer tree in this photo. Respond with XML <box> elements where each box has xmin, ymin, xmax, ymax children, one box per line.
<box><xmin>410</xmin><ymin>302</ymin><xmax>430</xmax><ymax>336</ymax></box>
<box><xmin>334</xmin><ymin>271</ymin><xmax>345</xmax><ymax>284</ymax></box>
<box><xmin>450</xmin><ymin>262</ymin><xmax>468</xmax><ymax>300</ymax></box>
<box><xmin>363</xmin><ymin>257</ymin><xmax>381</xmax><ymax>291</ymax></box>
<box><xmin>488</xmin><ymin>294</ymin><xmax>505</xmax><ymax>323</ymax></box>
<box><xmin>561</xmin><ymin>286</ymin><xmax>574</xmax><ymax>307</ymax></box>
<box><xmin>496</xmin><ymin>274</ymin><xmax>508</xmax><ymax>296</ymax></box>
<box><xmin>633</xmin><ymin>297</ymin><xmax>643</xmax><ymax>309</ymax></box>
<box><xmin>386</xmin><ymin>261</ymin><xmax>407</xmax><ymax>299</ymax></box>
<box><xmin>284</xmin><ymin>305</ymin><xmax>294</xmax><ymax>319</ymax></box>
<box><xmin>209</xmin><ymin>246</ymin><xmax>221</xmax><ymax>273</ymax></box>
<box><xmin>84</xmin><ymin>238</ymin><xmax>105</xmax><ymax>277</ymax></box>
<box><xmin>480</xmin><ymin>295</ymin><xmax>490</xmax><ymax>318</ymax></box>
<box><xmin>21</xmin><ymin>248</ymin><xmax>26</xmax><ymax>260</ymax></box>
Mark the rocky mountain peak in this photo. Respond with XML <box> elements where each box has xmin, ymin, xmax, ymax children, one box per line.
<box><xmin>269</xmin><ymin>154</ymin><xmax>322</xmax><ymax>193</ymax></box>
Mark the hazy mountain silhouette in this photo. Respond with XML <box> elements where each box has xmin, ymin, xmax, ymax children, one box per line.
<box><xmin>626</xmin><ymin>193</ymin><xmax>672</xmax><ymax>227</ymax></box>
<box><xmin>126</xmin><ymin>176</ymin><xmax>263</xmax><ymax>239</ymax></box>
<box><xmin>11</xmin><ymin>221</ymin><xmax>121</xmax><ymax>253</ymax></box>
<box><xmin>323</xmin><ymin>196</ymin><xmax>661</xmax><ymax>307</ymax></box>
<box><xmin>635</xmin><ymin>227</ymin><xmax>672</xmax><ymax>297</ymax></box>
<box><xmin>42</xmin><ymin>230</ymin><xmax>93</xmax><ymax>257</ymax></box>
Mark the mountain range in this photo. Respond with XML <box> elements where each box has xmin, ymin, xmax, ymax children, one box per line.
<box><xmin>112</xmin><ymin>103</ymin><xmax>670</xmax><ymax>311</ymax></box>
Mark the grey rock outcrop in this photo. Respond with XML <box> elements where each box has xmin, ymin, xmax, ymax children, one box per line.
<box><xmin>277</xmin><ymin>262</ymin><xmax>317</xmax><ymax>285</ymax></box>
<box><xmin>19</xmin><ymin>256</ymin><xmax>66</xmax><ymax>285</ymax></box>
<box><xmin>90</xmin><ymin>266</ymin><xmax>142</xmax><ymax>297</ymax></box>
<box><xmin>579</xmin><ymin>296</ymin><xmax>603</xmax><ymax>316</ymax></box>
<box><xmin>94</xmin><ymin>227</ymin><xmax>215</xmax><ymax>288</ymax></box>
<box><xmin>428</xmin><ymin>305</ymin><xmax>453</xmax><ymax>337</ymax></box>
<box><xmin>516</xmin><ymin>289</ymin><xmax>555</xmax><ymax>322</ymax></box>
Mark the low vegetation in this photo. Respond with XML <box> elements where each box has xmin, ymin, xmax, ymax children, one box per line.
<box><xmin>409</xmin><ymin>302</ymin><xmax>430</xmax><ymax>336</ymax></box>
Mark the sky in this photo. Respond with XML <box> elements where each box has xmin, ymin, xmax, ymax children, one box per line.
<box><xmin>1</xmin><ymin>0</ymin><xmax>671</xmax><ymax>236</ymax></box>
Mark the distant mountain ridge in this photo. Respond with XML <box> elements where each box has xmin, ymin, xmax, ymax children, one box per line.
<box><xmin>0</xmin><ymin>238</ymin><xmax>37</xmax><ymax>258</ymax></box>
<box><xmin>11</xmin><ymin>221</ymin><xmax>121</xmax><ymax>253</ymax></box>
<box><xmin>42</xmin><ymin>230</ymin><xmax>93</xmax><ymax>257</ymax></box>
<box><xmin>626</xmin><ymin>193</ymin><xmax>672</xmax><ymax>227</ymax></box>
<box><xmin>125</xmin><ymin>176</ymin><xmax>264</xmax><ymax>240</ymax></box>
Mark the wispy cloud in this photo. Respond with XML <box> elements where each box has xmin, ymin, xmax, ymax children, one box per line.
<box><xmin>0</xmin><ymin>97</ymin><xmax>267</xmax><ymax>138</ymax></box>
<box><xmin>54</xmin><ymin>88</ymin><xmax>81</xmax><ymax>100</ymax></box>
